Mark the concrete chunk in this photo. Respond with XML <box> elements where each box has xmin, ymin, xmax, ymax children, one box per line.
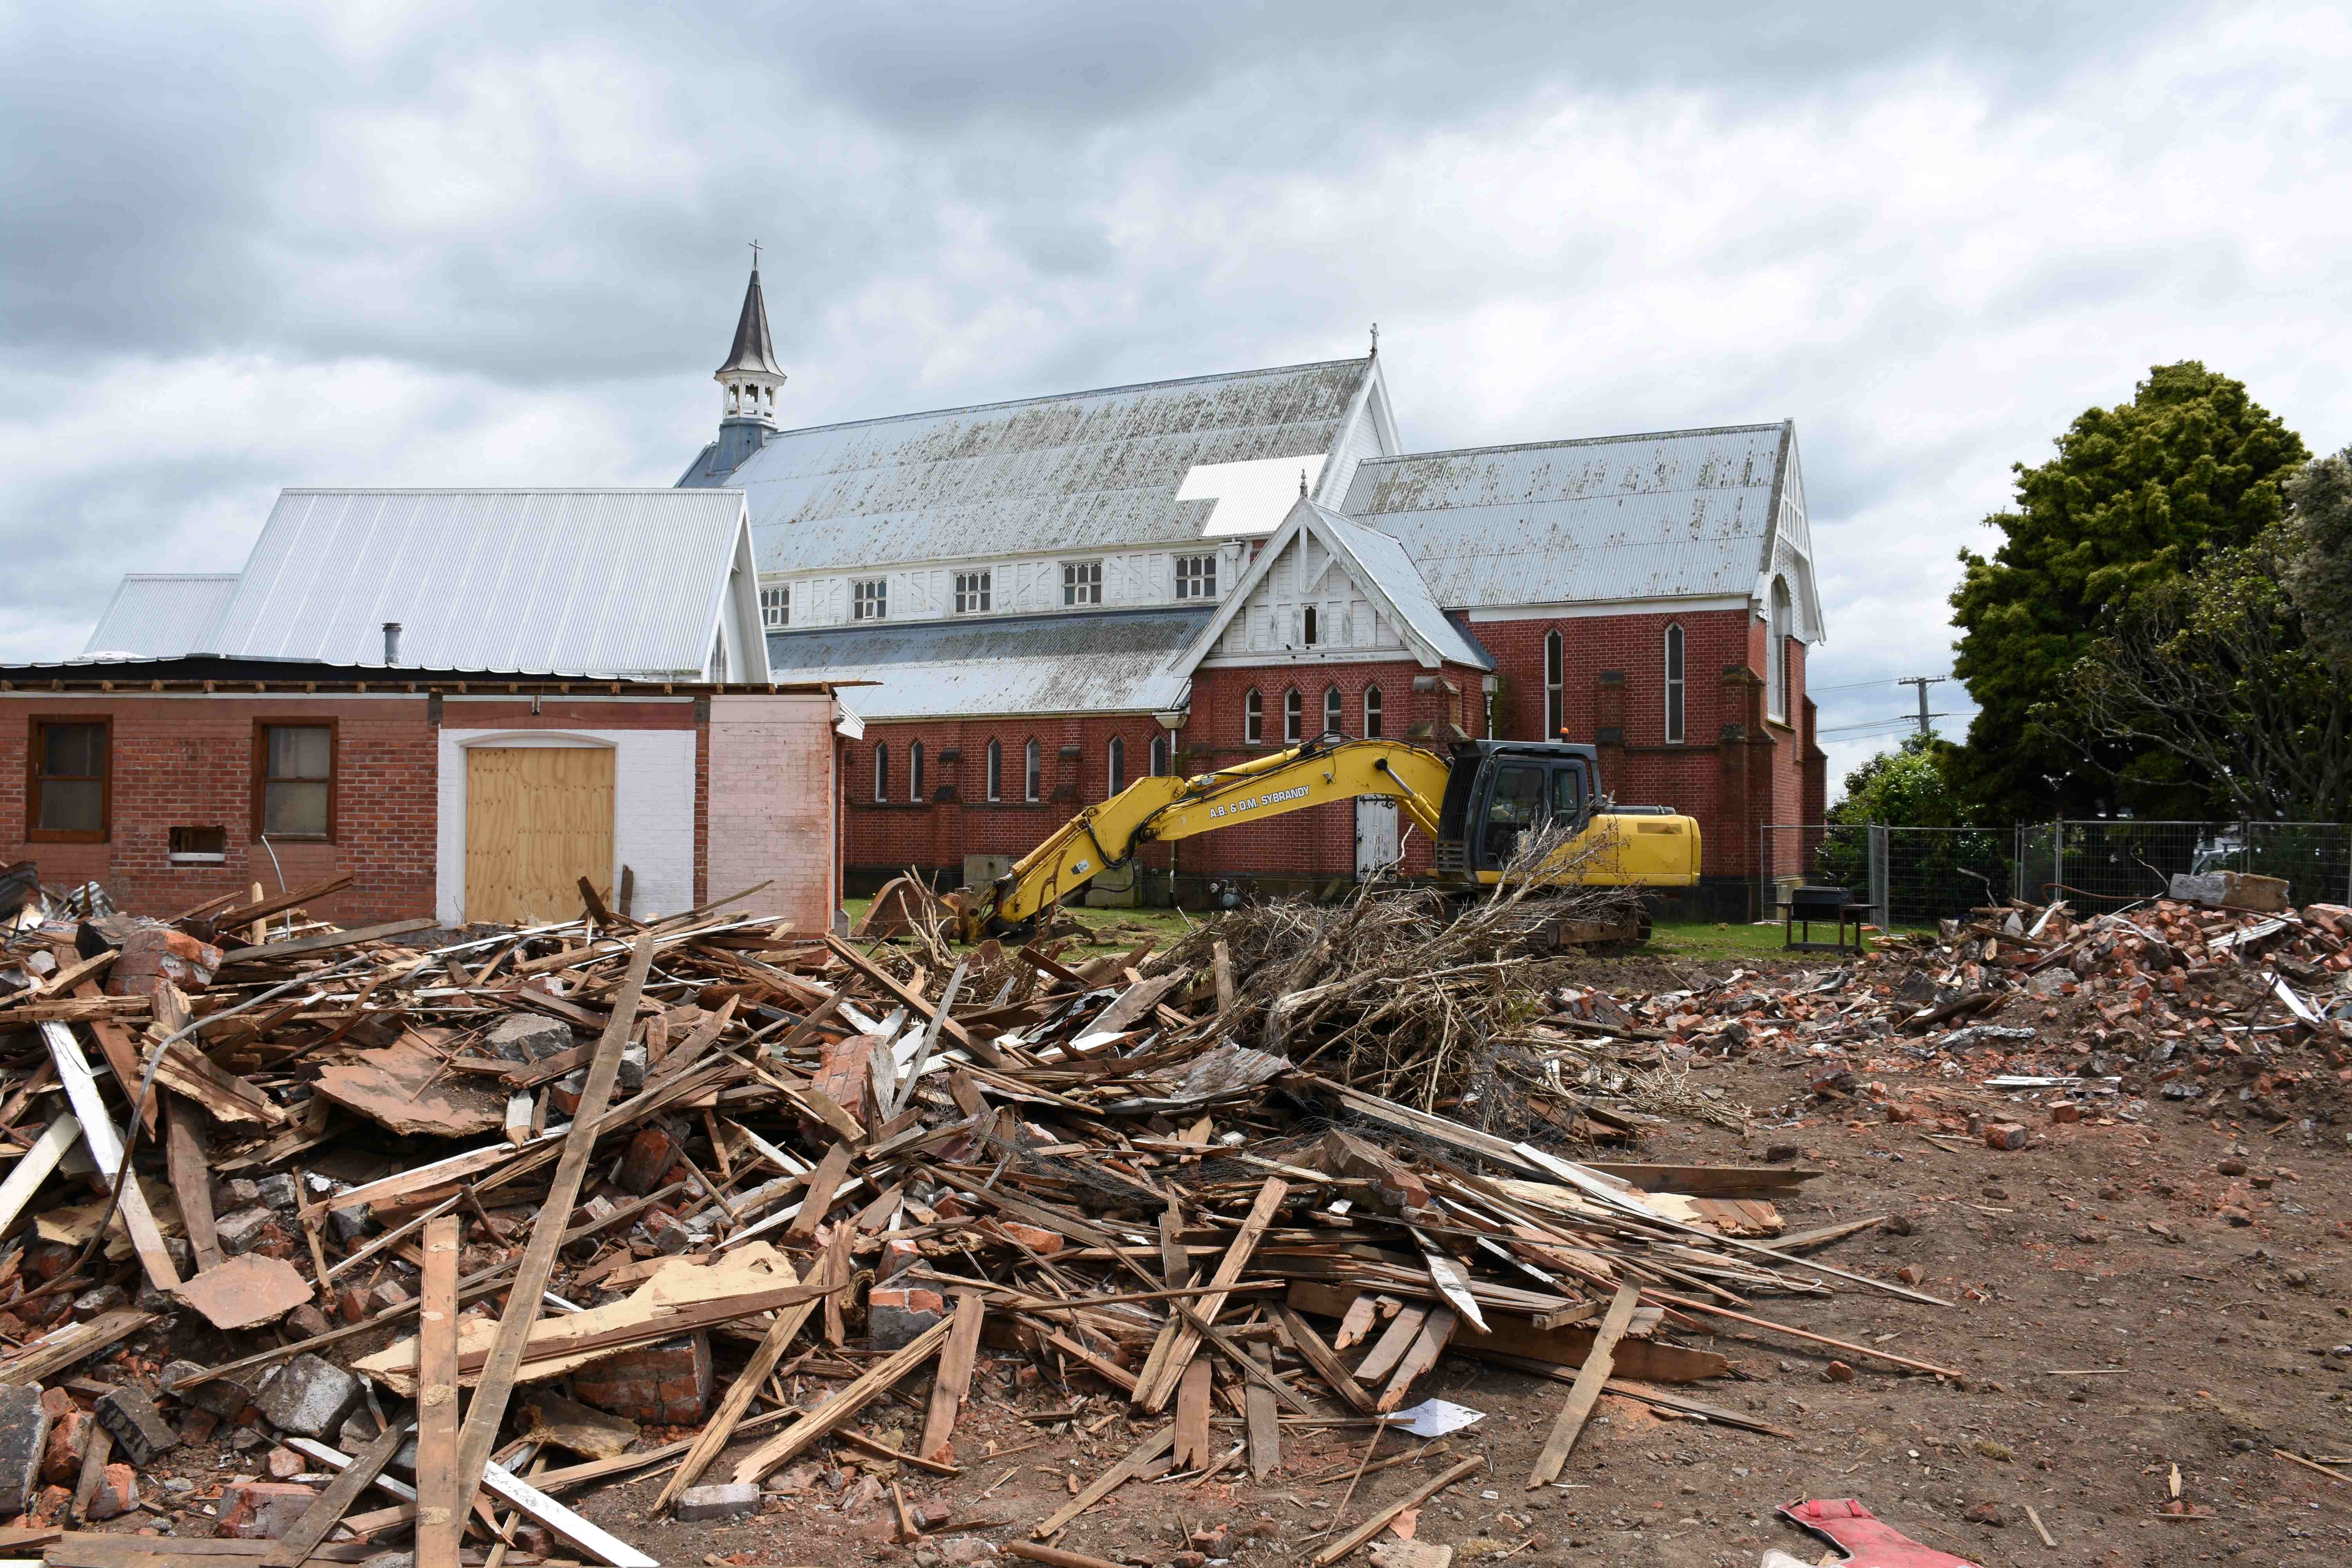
<box><xmin>215</xmin><ymin>1479</ymin><xmax>319</xmax><ymax>1538</ymax></box>
<box><xmin>676</xmin><ymin>1482</ymin><xmax>760</xmax><ymax>1522</ymax></box>
<box><xmin>164</xmin><ymin>1357</ymin><xmax>255</xmax><ymax>1417</ymax></box>
<box><xmin>0</xmin><ymin>1383</ymin><xmax>52</xmax><ymax>1515</ymax></box>
<box><xmin>487</xmin><ymin>1014</ymin><xmax>573</xmax><ymax>1062</ymax></box>
<box><xmin>254</xmin><ymin>1352</ymin><xmax>362</xmax><ymax>1439</ymax></box>
<box><xmin>95</xmin><ymin>1385</ymin><xmax>179</xmax><ymax>1465</ymax></box>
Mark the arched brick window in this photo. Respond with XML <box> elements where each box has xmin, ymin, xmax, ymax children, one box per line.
<box><xmin>1663</xmin><ymin>623</ymin><xmax>1686</xmax><ymax>744</ymax></box>
<box><xmin>909</xmin><ymin>741</ymin><xmax>924</xmax><ymax>803</ymax></box>
<box><xmin>1024</xmin><ymin>739</ymin><xmax>1040</xmax><ymax>802</ymax></box>
<box><xmin>1107</xmin><ymin>735</ymin><xmax>1126</xmax><ymax>797</ymax></box>
<box><xmin>1244</xmin><ymin>689</ymin><xmax>1263</xmax><ymax>746</ymax></box>
<box><xmin>1323</xmin><ymin>686</ymin><xmax>1342</xmax><ymax>736</ymax></box>
<box><xmin>1363</xmin><ymin>685</ymin><xmax>1384</xmax><ymax>739</ymax></box>
<box><xmin>1283</xmin><ymin>689</ymin><xmax>1302</xmax><ymax>745</ymax></box>
<box><xmin>1543</xmin><ymin>629</ymin><xmax>1564</xmax><ymax>740</ymax></box>
<box><xmin>873</xmin><ymin>743</ymin><xmax>888</xmax><ymax>803</ymax></box>
<box><xmin>986</xmin><ymin>739</ymin><xmax>1002</xmax><ymax>800</ymax></box>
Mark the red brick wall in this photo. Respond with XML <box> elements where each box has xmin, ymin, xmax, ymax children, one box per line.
<box><xmin>0</xmin><ymin>695</ymin><xmax>437</xmax><ymax>923</ymax></box>
<box><xmin>838</xmin><ymin>608</ymin><xmax>1809</xmax><ymax>911</ymax></box>
<box><xmin>1470</xmin><ymin>608</ymin><xmax>1809</xmax><ymax>884</ymax></box>
<box><xmin>843</xmin><ymin>660</ymin><xmax>1470</xmax><ymax>889</ymax></box>
<box><xmin>0</xmin><ymin>694</ymin><xmax>837</xmax><ymax>927</ymax></box>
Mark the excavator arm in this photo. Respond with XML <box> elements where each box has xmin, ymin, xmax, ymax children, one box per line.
<box><xmin>959</xmin><ymin>739</ymin><xmax>1453</xmax><ymax>938</ymax></box>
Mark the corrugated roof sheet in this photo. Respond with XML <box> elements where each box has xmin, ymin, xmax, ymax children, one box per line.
<box><xmin>82</xmin><ymin>573</ymin><xmax>239</xmax><ymax>657</ymax></box>
<box><xmin>1310</xmin><ymin>503</ymin><xmax>1494</xmax><ymax>670</ymax></box>
<box><xmin>726</xmin><ymin>358</ymin><xmax>1372</xmax><ymax>575</ymax></box>
<box><xmin>1343</xmin><ymin>423</ymin><xmax>1814</xmax><ymax>630</ymax></box>
<box><xmin>765</xmin><ymin>607</ymin><xmax>1207</xmax><ymax>720</ymax></box>
<box><xmin>207</xmin><ymin>489</ymin><xmax>758</xmax><ymax>678</ymax></box>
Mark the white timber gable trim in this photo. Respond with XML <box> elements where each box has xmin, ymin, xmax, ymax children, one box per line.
<box><xmin>1180</xmin><ymin>499</ymin><xmax>1443</xmax><ymax>673</ymax></box>
<box><xmin>706</xmin><ymin>509</ymin><xmax>773</xmax><ymax>683</ymax></box>
<box><xmin>1311</xmin><ymin>354</ymin><xmax>1401</xmax><ymax>512</ymax></box>
<box><xmin>755</xmin><ymin>541</ymin><xmax>1249</xmax><ymax>629</ymax></box>
<box><xmin>1748</xmin><ymin>423</ymin><xmax>1825</xmax><ymax>645</ymax></box>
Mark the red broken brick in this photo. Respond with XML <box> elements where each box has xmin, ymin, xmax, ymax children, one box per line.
<box><xmin>573</xmin><ymin>1333</ymin><xmax>711</xmax><ymax>1424</ymax></box>
<box><xmin>617</xmin><ymin>1125</ymin><xmax>682</xmax><ymax>1196</ymax></box>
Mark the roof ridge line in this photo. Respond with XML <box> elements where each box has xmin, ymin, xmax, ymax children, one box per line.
<box><xmin>748</xmin><ymin>356</ymin><xmax>1374</xmax><ymax>442</ymax></box>
<box><xmin>1361</xmin><ymin>419</ymin><xmax>1791</xmax><ymax>466</ymax></box>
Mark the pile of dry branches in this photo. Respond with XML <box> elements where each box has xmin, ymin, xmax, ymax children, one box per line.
<box><xmin>1164</xmin><ymin>824</ymin><xmax>1646</xmax><ymax>1111</ymax></box>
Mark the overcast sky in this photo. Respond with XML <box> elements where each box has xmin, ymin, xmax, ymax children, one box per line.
<box><xmin>5</xmin><ymin>0</ymin><xmax>2348</xmax><ymax>797</ymax></box>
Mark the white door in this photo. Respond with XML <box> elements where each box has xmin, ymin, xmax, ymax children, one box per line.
<box><xmin>1354</xmin><ymin>795</ymin><xmax>1400</xmax><ymax>880</ymax></box>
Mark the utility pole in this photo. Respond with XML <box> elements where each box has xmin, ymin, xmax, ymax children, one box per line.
<box><xmin>1895</xmin><ymin>675</ymin><xmax>1947</xmax><ymax>738</ymax></box>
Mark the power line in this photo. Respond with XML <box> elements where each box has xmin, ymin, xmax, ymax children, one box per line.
<box><xmin>1818</xmin><ymin>714</ymin><xmax>1947</xmax><ymax>737</ymax></box>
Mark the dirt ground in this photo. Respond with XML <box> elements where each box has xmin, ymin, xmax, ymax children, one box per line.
<box><xmin>75</xmin><ymin>946</ymin><xmax>2352</xmax><ymax>1568</ymax></box>
<box><xmin>506</xmin><ymin>959</ymin><xmax>2352</xmax><ymax>1568</ymax></box>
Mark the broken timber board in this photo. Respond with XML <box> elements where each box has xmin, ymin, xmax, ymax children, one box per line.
<box><xmin>1308</xmin><ymin>1455</ymin><xmax>1486</xmax><ymax>1567</ymax></box>
<box><xmin>1172</xmin><ymin>1356</ymin><xmax>1214</xmax><ymax>1472</ymax></box>
<box><xmin>824</xmin><ymin>935</ymin><xmax>999</xmax><ymax>1065</ymax></box>
<box><xmin>41</xmin><ymin>1022</ymin><xmax>179</xmax><ymax>1292</ymax></box>
<box><xmin>218</xmin><ymin>917</ymin><xmax>438</xmax><ymax>965</ymax></box>
<box><xmin>412</xmin><ymin>1214</ymin><xmax>463</xmax><ymax>1568</ymax></box>
<box><xmin>1285</xmin><ymin>1281</ymin><xmax>1727</xmax><ymax>1385</ymax></box>
<box><xmin>447</xmin><ymin>935</ymin><xmax>656</xmax><ymax>1525</ymax></box>
<box><xmin>261</xmin><ymin>1418</ymin><xmax>414</xmax><ymax>1568</ymax></box>
<box><xmin>164</xmin><ymin>1094</ymin><xmax>224</xmax><ymax>1272</ymax></box>
<box><xmin>1134</xmin><ymin>1176</ymin><xmax>1286</xmax><ymax>1411</ymax></box>
<box><xmin>1376</xmin><ymin>1305</ymin><xmax>1456</xmax><ymax>1413</ymax></box>
<box><xmin>0</xmin><ymin>1112</ymin><xmax>80</xmax><ymax>1236</ymax></box>
<box><xmin>784</xmin><ymin>1141</ymin><xmax>855</xmax><ymax>1242</ymax></box>
<box><xmin>1270</xmin><ymin>1303</ymin><xmax>1377</xmax><ymax>1415</ymax></box>
<box><xmin>1245</xmin><ymin>1342</ymin><xmax>1279</xmax><ymax>1481</ymax></box>
<box><xmin>729</xmin><ymin>1316</ymin><xmax>955</xmax><ymax>1486</ymax></box>
<box><xmin>1031</xmin><ymin>1424</ymin><xmax>1175</xmax><ymax>1539</ymax></box>
<box><xmin>1526</xmin><ymin>1281</ymin><xmax>1640</xmax><ymax>1488</ymax></box>
<box><xmin>919</xmin><ymin>1290</ymin><xmax>987</xmax><ymax>1463</ymax></box>
<box><xmin>652</xmin><ymin>1250</ymin><xmax>816</xmax><ymax>1512</ymax></box>
<box><xmin>1353</xmin><ymin>1305</ymin><xmax>1429</xmax><ymax>1385</ymax></box>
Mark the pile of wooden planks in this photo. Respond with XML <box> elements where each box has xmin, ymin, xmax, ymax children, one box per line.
<box><xmin>0</xmin><ymin>873</ymin><xmax>1961</xmax><ymax>1566</ymax></box>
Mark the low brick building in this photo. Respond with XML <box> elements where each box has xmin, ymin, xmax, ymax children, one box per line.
<box><xmin>47</xmin><ymin>488</ymin><xmax>851</xmax><ymax>929</ymax></box>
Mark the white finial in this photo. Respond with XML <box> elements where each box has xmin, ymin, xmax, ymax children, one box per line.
<box><xmin>1299</xmin><ymin>469</ymin><xmax>1308</xmax><ymax>498</ymax></box>
<box><xmin>1369</xmin><ymin>322</ymin><xmax>1378</xmax><ymax>357</ymax></box>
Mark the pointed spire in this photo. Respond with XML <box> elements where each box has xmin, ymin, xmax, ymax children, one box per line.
<box><xmin>717</xmin><ymin>262</ymin><xmax>784</xmax><ymax>378</ymax></box>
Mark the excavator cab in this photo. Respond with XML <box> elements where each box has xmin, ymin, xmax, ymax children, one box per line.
<box><xmin>1433</xmin><ymin>741</ymin><xmax>1598</xmax><ymax>875</ymax></box>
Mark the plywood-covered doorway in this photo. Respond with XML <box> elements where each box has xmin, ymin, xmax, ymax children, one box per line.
<box><xmin>464</xmin><ymin>746</ymin><xmax>615</xmax><ymax>924</ymax></box>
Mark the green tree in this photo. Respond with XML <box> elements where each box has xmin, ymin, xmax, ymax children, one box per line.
<box><xmin>2063</xmin><ymin>533</ymin><xmax>2352</xmax><ymax>821</ymax></box>
<box><xmin>2284</xmin><ymin>446</ymin><xmax>2352</xmax><ymax>682</ymax></box>
<box><xmin>1948</xmin><ymin>362</ymin><xmax>2307</xmax><ymax>820</ymax></box>
<box><xmin>1828</xmin><ymin>733</ymin><xmax>1966</xmax><ymax>826</ymax></box>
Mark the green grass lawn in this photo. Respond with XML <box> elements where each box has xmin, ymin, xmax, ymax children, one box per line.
<box><xmin>840</xmin><ymin>895</ymin><xmax>1205</xmax><ymax>953</ymax></box>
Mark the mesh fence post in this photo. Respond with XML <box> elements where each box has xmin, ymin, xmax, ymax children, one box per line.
<box><xmin>1868</xmin><ymin>824</ymin><xmax>1889</xmax><ymax>932</ymax></box>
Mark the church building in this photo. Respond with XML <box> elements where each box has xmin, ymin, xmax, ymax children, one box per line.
<box><xmin>680</xmin><ymin>267</ymin><xmax>1827</xmax><ymax>918</ymax></box>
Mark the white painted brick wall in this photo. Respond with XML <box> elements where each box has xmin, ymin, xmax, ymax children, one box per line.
<box><xmin>707</xmin><ymin>695</ymin><xmax>838</xmax><ymax>931</ymax></box>
<box><xmin>435</xmin><ymin>729</ymin><xmax>697</xmax><ymax>926</ymax></box>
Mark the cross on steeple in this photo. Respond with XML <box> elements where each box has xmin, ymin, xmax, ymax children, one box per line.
<box><xmin>750</xmin><ymin>239</ymin><xmax>762</xmax><ymax>270</ymax></box>
<box><xmin>1369</xmin><ymin>322</ymin><xmax>1378</xmax><ymax>357</ymax></box>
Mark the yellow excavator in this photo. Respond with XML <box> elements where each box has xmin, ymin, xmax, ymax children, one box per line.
<box><xmin>952</xmin><ymin>736</ymin><xmax>1700</xmax><ymax>941</ymax></box>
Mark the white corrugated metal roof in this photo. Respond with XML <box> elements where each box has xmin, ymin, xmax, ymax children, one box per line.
<box><xmin>82</xmin><ymin>573</ymin><xmax>239</xmax><ymax>657</ymax></box>
<box><xmin>206</xmin><ymin>489</ymin><xmax>768</xmax><ymax>680</ymax></box>
<box><xmin>725</xmin><ymin>358</ymin><xmax>1376</xmax><ymax>575</ymax></box>
<box><xmin>765</xmin><ymin>608</ymin><xmax>1205</xmax><ymax>720</ymax></box>
<box><xmin>1342</xmin><ymin>422</ymin><xmax>1822</xmax><ymax>640</ymax></box>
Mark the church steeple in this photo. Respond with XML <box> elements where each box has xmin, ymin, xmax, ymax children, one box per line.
<box><xmin>716</xmin><ymin>255</ymin><xmax>786</xmax><ymax>428</ymax></box>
